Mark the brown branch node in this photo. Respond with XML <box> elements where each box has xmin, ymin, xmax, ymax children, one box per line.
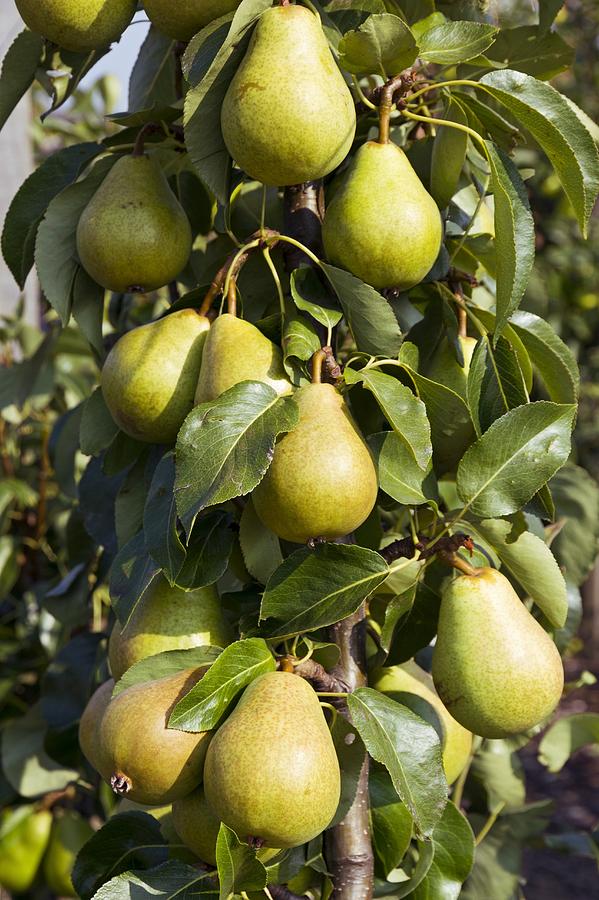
<box><xmin>379</xmin><ymin>532</ymin><xmax>474</xmax><ymax>565</ymax></box>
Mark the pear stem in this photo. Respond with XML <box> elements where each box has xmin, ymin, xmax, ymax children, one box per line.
<box><xmin>132</xmin><ymin>124</ymin><xmax>151</xmax><ymax>157</ymax></box>
<box><xmin>457</xmin><ymin>302</ymin><xmax>468</xmax><ymax>339</ymax></box>
<box><xmin>227</xmin><ymin>278</ymin><xmax>238</xmax><ymax>317</ymax></box>
<box><xmin>311</xmin><ymin>349</ymin><xmax>327</xmax><ymax>384</ymax></box>
<box><xmin>377</xmin><ymin>73</ymin><xmax>413</xmax><ymax>144</ymax></box>
<box><xmin>440</xmin><ymin>551</ymin><xmax>484</xmax><ymax>577</ymax></box>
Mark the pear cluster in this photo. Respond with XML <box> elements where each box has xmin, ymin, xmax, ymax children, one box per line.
<box><xmin>79</xmin><ymin>575</ymin><xmax>341</xmax><ymax>854</ymax></box>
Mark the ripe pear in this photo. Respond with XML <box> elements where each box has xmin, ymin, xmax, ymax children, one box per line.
<box><xmin>425</xmin><ymin>335</ymin><xmax>478</xmax><ymax>398</ymax></box>
<box><xmin>101</xmin><ymin>309</ymin><xmax>210</xmax><ymax>444</ymax></box>
<box><xmin>94</xmin><ymin>668</ymin><xmax>211</xmax><ymax>805</ymax></box>
<box><xmin>0</xmin><ymin>806</ymin><xmax>52</xmax><ymax>894</ymax></box>
<box><xmin>109</xmin><ymin>580</ymin><xmax>233</xmax><ymax>680</ymax></box>
<box><xmin>194</xmin><ymin>314</ymin><xmax>292</xmax><ymax>404</ymax></box>
<box><xmin>143</xmin><ymin>0</ymin><xmax>240</xmax><ymax>40</ymax></box>
<box><xmin>372</xmin><ymin>661</ymin><xmax>472</xmax><ymax>784</ymax></box>
<box><xmin>76</xmin><ymin>153</ymin><xmax>192</xmax><ymax>293</ymax></box>
<box><xmin>252</xmin><ymin>383</ymin><xmax>378</xmax><ymax>543</ymax></box>
<box><xmin>432</xmin><ymin>567</ymin><xmax>564</xmax><ymax>738</ymax></box>
<box><xmin>15</xmin><ymin>0</ymin><xmax>136</xmax><ymax>53</ymax></box>
<box><xmin>42</xmin><ymin>811</ymin><xmax>94</xmax><ymax>898</ymax></box>
<box><xmin>221</xmin><ymin>5</ymin><xmax>356</xmax><ymax>185</ymax></box>
<box><xmin>204</xmin><ymin>672</ymin><xmax>340</xmax><ymax>847</ymax></box>
<box><xmin>79</xmin><ymin>678</ymin><xmax>114</xmax><ymax>777</ymax></box>
<box><xmin>322</xmin><ymin>141</ymin><xmax>443</xmax><ymax>289</ymax></box>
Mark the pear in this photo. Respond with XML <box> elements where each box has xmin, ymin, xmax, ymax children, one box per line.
<box><xmin>425</xmin><ymin>335</ymin><xmax>478</xmax><ymax>398</ymax></box>
<box><xmin>79</xmin><ymin>678</ymin><xmax>114</xmax><ymax>777</ymax></box>
<box><xmin>372</xmin><ymin>661</ymin><xmax>472</xmax><ymax>784</ymax></box>
<box><xmin>101</xmin><ymin>309</ymin><xmax>210</xmax><ymax>444</ymax></box>
<box><xmin>252</xmin><ymin>383</ymin><xmax>378</xmax><ymax>543</ymax></box>
<box><xmin>76</xmin><ymin>153</ymin><xmax>192</xmax><ymax>293</ymax></box>
<box><xmin>42</xmin><ymin>811</ymin><xmax>94</xmax><ymax>898</ymax></box>
<box><xmin>143</xmin><ymin>0</ymin><xmax>240</xmax><ymax>40</ymax></box>
<box><xmin>432</xmin><ymin>567</ymin><xmax>564</xmax><ymax>738</ymax></box>
<box><xmin>194</xmin><ymin>314</ymin><xmax>292</xmax><ymax>404</ymax></box>
<box><xmin>109</xmin><ymin>580</ymin><xmax>233</xmax><ymax>680</ymax></box>
<box><xmin>15</xmin><ymin>0</ymin><xmax>136</xmax><ymax>53</ymax></box>
<box><xmin>221</xmin><ymin>5</ymin><xmax>356</xmax><ymax>186</ymax></box>
<box><xmin>95</xmin><ymin>667</ymin><xmax>212</xmax><ymax>805</ymax></box>
<box><xmin>204</xmin><ymin>672</ymin><xmax>340</xmax><ymax>847</ymax></box>
<box><xmin>322</xmin><ymin>141</ymin><xmax>443</xmax><ymax>289</ymax></box>
<box><xmin>0</xmin><ymin>806</ymin><xmax>52</xmax><ymax>894</ymax></box>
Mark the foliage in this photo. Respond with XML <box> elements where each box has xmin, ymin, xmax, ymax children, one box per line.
<box><xmin>1</xmin><ymin>1</ymin><xmax>599</xmax><ymax>898</ymax></box>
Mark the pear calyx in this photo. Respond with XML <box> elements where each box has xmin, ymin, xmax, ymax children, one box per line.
<box><xmin>110</xmin><ymin>773</ymin><xmax>132</xmax><ymax>796</ymax></box>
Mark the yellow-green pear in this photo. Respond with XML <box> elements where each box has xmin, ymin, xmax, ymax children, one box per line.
<box><xmin>42</xmin><ymin>811</ymin><xmax>94</xmax><ymax>898</ymax></box>
<box><xmin>194</xmin><ymin>314</ymin><xmax>292</xmax><ymax>404</ymax></box>
<box><xmin>204</xmin><ymin>672</ymin><xmax>340</xmax><ymax>847</ymax></box>
<box><xmin>76</xmin><ymin>153</ymin><xmax>192</xmax><ymax>293</ymax></box>
<box><xmin>372</xmin><ymin>661</ymin><xmax>472</xmax><ymax>784</ymax></box>
<box><xmin>432</xmin><ymin>567</ymin><xmax>564</xmax><ymax>738</ymax></box>
<box><xmin>0</xmin><ymin>806</ymin><xmax>52</xmax><ymax>894</ymax></box>
<box><xmin>252</xmin><ymin>383</ymin><xmax>378</xmax><ymax>543</ymax></box>
<box><xmin>109</xmin><ymin>580</ymin><xmax>233</xmax><ymax>680</ymax></box>
<box><xmin>425</xmin><ymin>335</ymin><xmax>478</xmax><ymax>398</ymax></box>
<box><xmin>322</xmin><ymin>141</ymin><xmax>443</xmax><ymax>289</ymax></box>
<box><xmin>143</xmin><ymin>0</ymin><xmax>240</xmax><ymax>40</ymax></box>
<box><xmin>221</xmin><ymin>5</ymin><xmax>356</xmax><ymax>185</ymax></box>
<box><xmin>172</xmin><ymin>787</ymin><xmax>281</xmax><ymax>866</ymax></box>
<box><xmin>96</xmin><ymin>668</ymin><xmax>212</xmax><ymax>805</ymax></box>
<box><xmin>15</xmin><ymin>0</ymin><xmax>136</xmax><ymax>52</ymax></box>
<box><xmin>79</xmin><ymin>679</ymin><xmax>114</xmax><ymax>776</ymax></box>
<box><xmin>101</xmin><ymin>309</ymin><xmax>210</xmax><ymax>443</ymax></box>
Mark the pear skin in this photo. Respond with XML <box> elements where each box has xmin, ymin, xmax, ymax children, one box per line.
<box><xmin>372</xmin><ymin>661</ymin><xmax>472</xmax><ymax>785</ymax></box>
<box><xmin>76</xmin><ymin>154</ymin><xmax>192</xmax><ymax>293</ymax></box>
<box><xmin>432</xmin><ymin>568</ymin><xmax>564</xmax><ymax>738</ymax></box>
<box><xmin>322</xmin><ymin>141</ymin><xmax>443</xmax><ymax>289</ymax></box>
<box><xmin>143</xmin><ymin>0</ymin><xmax>240</xmax><ymax>40</ymax></box>
<box><xmin>0</xmin><ymin>807</ymin><xmax>52</xmax><ymax>894</ymax></box>
<box><xmin>101</xmin><ymin>309</ymin><xmax>210</xmax><ymax>444</ymax></box>
<box><xmin>97</xmin><ymin>668</ymin><xmax>211</xmax><ymax>805</ymax></box>
<box><xmin>221</xmin><ymin>5</ymin><xmax>356</xmax><ymax>185</ymax></box>
<box><xmin>425</xmin><ymin>335</ymin><xmax>478</xmax><ymax>399</ymax></box>
<box><xmin>252</xmin><ymin>383</ymin><xmax>378</xmax><ymax>543</ymax></box>
<box><xmin>109</xmin><ymin>580</ymin><xmax>233</xmax><ymax>680</ymax></box>
<box><xmin>204</xmin><ymin>672</ymin><xmax>340</xmax><ymax>847</ymax></box>
<box><xmin>79</xmin><ymin>679</ymin><xmax>114</xmax><ymax>777</ymax></box>
<box><xmin>42</xmin><ymin>811</ymin><xmax>94</xmax><ymax>898</ymax></box>
<box><xmin>15</xmin><ymin>0</ymin><xmax>136</xmax><ymax>52</ymax></box>
<box><xmin>194</xmin><ymin>314</ymin><xmax>292</xmax><ymax>404</ymax></box>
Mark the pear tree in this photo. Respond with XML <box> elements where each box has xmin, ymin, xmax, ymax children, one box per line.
<box><xmin>1</xmin><ymin>1</ymin><xmax>599</xmax><ymax>898</ymax></box>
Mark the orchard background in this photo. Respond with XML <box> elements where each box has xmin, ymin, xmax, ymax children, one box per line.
<box><xmin>1</xmin><ymin>1</ymin><xmax>599</xmax><ymax>899</ymax></box>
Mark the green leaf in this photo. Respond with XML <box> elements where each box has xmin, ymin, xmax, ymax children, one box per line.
<box><xmin>72</xmin><ymin>812</ymin><xmax>168</xmax><ymax>900</ymax></box>
<box><xmin>344</xmin><ymin>367</ymin><xmax>432</xmax><ymax>470</ymax></box>
<box><xmin>455</xmin><ymin>92</ymin><xmax>520</xmax><ymax>151</ymax></box>
<box><xmin>369</xmin><ymin>768</ymin><xmax>413</xmax><ymax>877</ymax></box>
<box><xmin>216</xmin><ymin>824</ymin><xmax>268</xmax><ymax>899</ymax></box>
<box><xmin>168</xmin><ymin>638</ymin><xmax>276</xmax><ymax>731</ymax></box>
<box><xmin>337</xmin><ymin>13</ymin><xmax>418</xmax><ymax>76</ymax></box>
<box><xmin>386</xmin><ymin>581</ymin><xmax>441</xmax><ymax>666</ymax></box>
<box><xmin>549</xmin><ymin>464</ymin><xmax>599</xmax><ymax>586</ymax></box>
<box><xmin>143</xmin><ymin>452</ymin><xmax>186</xmax><ymax>583</ymax></box>
<box><xmin>456</xmin><ymin>401</ymin><xmax>575</xmax><ymax>518</ymax></box>
<box><xmin>470</xmin><ymin>739</ymin><xmax>526</xmax><ymax>809</ymax></box>
<box><xmin>468</xmin><ymin>334</ymin><xmax>529</xmax><ymax>434</ymax></box>
<box><xmin>79</xmin><ymin>388</ymin><xmax>119</xmax><ymax>456</ymax></box>
<box><xmin>486</xmin><ymin>141</ymin><xmax>535</xmax><ymax>339</ymax></box>
<box><xmin>411</xmin><ymin>801</ymin><xmax>475</xmax><ymax>900</ymax></box>
<box><xmin>347</xmin><ymin>688</ymin><xmax>447</xmax><ymax>837</ymax></box>
<box><xmin>1</xmin><ymin>705</ymin><xmax>78</xmax><ymax>798</ymax></box>
<box><xmin>174</xmin><ymin>382</ymin><xmax>299</xmax><ymax>533</ymax></box>
<box><xmin>71</xmin><ymin>267</ymin><xmax>105</xmax><ymax>357</ymax></box>
<box><xmin>480</xmin><ymin>69</ymin><xmax>599</xmax><ymax>236</ymax></box>
<box><xmin>2</xmin><ymin>142</ymin><xmax>101</xmax><ymax>288</ymax></box>
<box><xmin>90</xmin><ymin>861</ymin><xmax>216</xmax><ymax>900</ymax></box>
<box><xmin>430</xmin><ymin>96</ymin><xmax>468</xmax><ymax>208</ymax></box>
<box><xmin>128</xmin><ymin>28</ymin><xmax>177</xmax><ymax>110</ymax></box>
<box><xmin>113</xmin><ymin>646</ymin><xmax>222</xmax><ymax>697</ymax></box>
<box><xmin>418</xmin><ymin>22</ymin><xmax>498</xmax><ymax>64</ymax></box>
<box><xmin>109</xmin><ymin>531</ymin><xmax>161</xmax><ymax>627</ymax></box>
<box><xmin>321</xmin><ymin>263</ymin><xmax>402</xmax><ymax>358</ymax></box>
<box><xmin>259</xmin><ymin>544</ymin><xmax>388</xmax><ymax>640</ymax></box>
<box><xmin>486</xmin><ymin>25</ymin><xmax>574</xmax><ymax>80</ymax></box>
<box><xmin>239</xmin><ymin>499</ymin><xmax>283</xmax><ymax>585</ymax></box>
<box><xmin>174</xmin><ymin>510</ymin><xmax>235</xmax><ymax>590</ymax></box>
<box><xmin>290</xmin><ymin>267</ymin><xmax>343</xmax><ymax>330</ymax></box>
<box><xmin>368</xmin><ymin>432</ymin><xmax>433</xmax><ymax>507</ymax></box>
<box><xmin>538</xmin><ymin>713</ymin><xmax>599</xmax><ymax>773</ymax></box>
<box><xmin>472</xmin><ymin>518</ymin><xmax>567</xmax><ymax>627</ymax></box>
<box><xmin>35</xmin><ymin>156</ymin><xmax>115</xmax><ymax>323</ymax></box>
<box><xmin>509</xmin><ymin>310</ymin><xmax>579</xmax><ymax>403</ymax></box>
<box><xmin>0</xmin><ymin>29</ymin><xmax>44</xmax><ymax>131</ymax></box>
